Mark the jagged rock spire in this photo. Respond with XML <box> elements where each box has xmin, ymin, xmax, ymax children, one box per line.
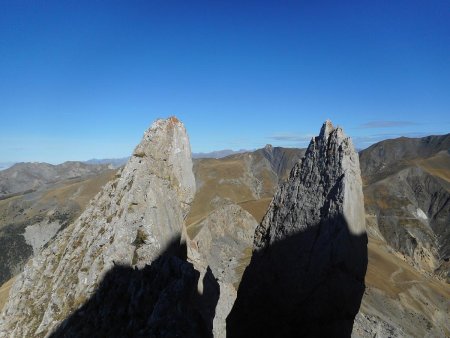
<box><xmin>228</xmin><ymin>120</ymin><xmax>368</xmax><ymax>337</ymax></box>
<box><xmin>0</xmin><ymin>117</ymin><xmax>196</xmax><ymax>337</ymax></box>
<box><xmin>318</xmin><ymin>119</ymin><xmax>334</xmax><ymax>139</ymax></box>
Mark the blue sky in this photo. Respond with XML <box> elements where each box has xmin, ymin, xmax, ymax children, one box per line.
<box><xmin>0</xmin><ymin>0</ymin><xmax>449</xmax><ymax>163</ymax></box>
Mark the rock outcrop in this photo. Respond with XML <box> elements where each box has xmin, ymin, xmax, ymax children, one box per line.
<box><xmin>227</xmin><ymin>120</ymin><xmax>368</xmax><ymax>337</ymax></box>
<box><xmin>48</xmin><ymin>253</ymin><xmax>213</xmax><ymax>338</ymax></box>
<box><xmin>187</xmin><ymin>202</ymin><xmax>258</xmax><ymax>338</ymax></box>
<box><xmin>0</xmin><ymin>117</ymin><xmax>197</xmax><ymax>337</ymax></box>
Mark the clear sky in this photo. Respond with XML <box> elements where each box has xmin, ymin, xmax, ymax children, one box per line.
<box><xmin>1</xmin><ymin>0</ymin><xmax>449</xmax><ymax>164</ymax></box>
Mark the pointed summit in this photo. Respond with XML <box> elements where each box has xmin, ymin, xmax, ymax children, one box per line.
<box><xmin>0</xmin><ymin>117</ymin><xmax>196</xmax><ymax>337</ymax></box>
<box><xmin>228</xmin><ymin>121</ymin><xmax>367</xmax><ymax>337</ymax></box>
<box><xmin>255</xmin><ymin>120</ymin><xmax>365</xmax><ymax>250</ymax></box>
<box><xmin>132</xmin><ymin>117</ymin><xmax>195</xmax><ymax>217</ymax></box>
<box><xmin>319</xmin><ymin>119</ymin><xmax>334</xmax><ymax>139</ymax></box>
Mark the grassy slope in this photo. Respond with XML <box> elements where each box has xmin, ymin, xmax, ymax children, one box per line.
<box><xmin>0</xmin><ymin>169</ymin><xmax>117</xmax><ymax>295</ymax></box>
<box><xmin>414</xmin><ymin>151</ymin><xmax>450</xmax><ymax>184</ymax></box>
<box><xmin>0</xmin><ymin>276</ymin><xmax>15</xmax><ymax>311</ymax></box>
<box><xmin>364</xmin><ymin>237</ymin><xmax>450</xmax><ymax>336</ymax></box>
<box><xmin>186</xmin><ymin>153</ymin><xmax>277</xmax><ymax>229</ymax></box>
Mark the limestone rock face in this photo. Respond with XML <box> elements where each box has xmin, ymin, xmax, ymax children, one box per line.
<box><xmin>0</xmin><ymin>117</ymin><xmax>196</xmax><ymax>337</ymax></box>
<box><xmin>132</xmin><ymin>116</ymin><xmax>195</xmax><ymax>218</ymax></box>
<box><xmin>187</xmin><ymin>202</ymin><xmax>258</xmax><ymax>338</ymax></box>
<box><xmin>254</xmin><ymin>120</ymin><xmax>366</xmax><ymax>250</ymax></box>
<box><xmin>227</xmin><ymin>120</ymin><xmax>368</xmax><ymax>337</ymax></box>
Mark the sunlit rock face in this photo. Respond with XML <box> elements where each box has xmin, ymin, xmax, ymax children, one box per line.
<box><xmin>227</xmin><ymin>120</ymin><xmax>368</xmax><ymax>338</ymax></box>
<box><xmin>0</xmin><ymin>117</ymin><xmax>196</xmax><ymax>337</ymax></box>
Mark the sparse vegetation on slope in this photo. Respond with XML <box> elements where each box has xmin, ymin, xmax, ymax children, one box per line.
<box><xmin>0</xmin><ymin>169</ymin><xmax>117</xmax><ymax>286</ymax></box>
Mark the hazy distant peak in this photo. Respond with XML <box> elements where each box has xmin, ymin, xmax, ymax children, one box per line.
<box><xmin>192</xmin><ymin>149</ymin><xmax>248</xmax><ymax>159</ymax></box>
<box><xmin>84</xmin><ymin>157</ymin><xmax>129</xmax><ymax>168</ymax></box>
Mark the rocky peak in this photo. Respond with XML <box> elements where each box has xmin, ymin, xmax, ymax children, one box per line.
<box><xmin>263</xmin><ymin>144</ymin><xmax>273</xmax><ymax>151</ymax></box>
<box><xmin>318</xmin><ymin>118</ymin><xmax>334</xmax><ymax>139</ymax></box>
<box><xmin>254</xmin><ymin>120</ymin><xmax>365</xmax><ymax>251</ymax></box>
<box><xmin>131</xmin><ymin>116</ymin><xmax>195</xmax><ymax>217</ymax></box>
<box><xmin>261</xmin><ymin>144</ymin><xmax>274</xmax><ymax>161</ymax></box>
<box><xmin>0</xmin><ymin>117</ymin><xmax>196</xmax><ymax>337</ymax></box>
<box><xmin>228</xmin><ymin>120</ymin><xmax>367</xmax><ymax>337</ymax></box>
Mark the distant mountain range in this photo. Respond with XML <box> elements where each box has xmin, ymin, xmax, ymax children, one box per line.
<box><xmin>84</xmin><ymin>157</ymin><xmax>129</xmax><ymax>168</ymax></box>
<box><xmin>0</xmin><ymin>161</ymin><xmax>112</xmax><ymax>198</ymax></box>
<box><xmin>0</xmin><ymin>150</ymin><xmax>248</xmax><ymax>171</ymax></box>
<box><xmin>192</xmin><ymin>149</ymin><xmax>249</xmax><ymax>159</ymax></box>
<box><xmin>84</xmin><ymin>149</ymin><xmax>251</xmax><ymax>163</ymax></box>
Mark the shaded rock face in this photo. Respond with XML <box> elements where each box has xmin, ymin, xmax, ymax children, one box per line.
<box><xmin>49</xmin><ymin>239</ymin><xmax>215</xmax><ymax>338</ymax></box>
<box><xmin>0</xmin><ymin>117</ymin><xmax>197</xmax><ymax>337</ymax></box>
<box><xmin>227</xmin><ymin>121</ymin><xmax>368</xmax><ymax>337</ymax></box>
<box><xmin>187</xmin><ymin>202</ymin><xmax>258</xmax><ymax>338</ymax></box>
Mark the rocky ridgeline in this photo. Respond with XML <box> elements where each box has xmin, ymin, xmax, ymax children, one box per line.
<box><xmin>227</xmin><ymin>121</ymin><xmax>368</xmax><ymax>337</ymax></box>
<box><xmin>0</xmin><ymin>117</ymin><xmax>198</xmax><ymax>337</ymax></box>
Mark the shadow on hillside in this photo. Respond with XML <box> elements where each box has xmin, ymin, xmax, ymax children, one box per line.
<box><xmin>50</xmin><ymin>237</ymin><xmax>219</xmax><ymax>338</ymax></box>
<box><xmin>227</xmin><ymin>214</ymin><xmax>368</xmax><ymax>338</ymax></box>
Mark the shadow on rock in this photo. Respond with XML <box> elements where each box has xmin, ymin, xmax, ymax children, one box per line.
<box><xmin>227</xmin><ymin>215</ymin><xmax>368</xmax><ymax>338</ymax></box>
<box><xmin>50</xmin><ymin>237</ymin><xmax>219</xmax><ymax>338</ymax></box>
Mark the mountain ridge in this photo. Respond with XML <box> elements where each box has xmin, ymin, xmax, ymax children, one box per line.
<box><xmin>0</xmin><ymin>124</ymin><xmax>448</xmax><ymax>337</ymax></box>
